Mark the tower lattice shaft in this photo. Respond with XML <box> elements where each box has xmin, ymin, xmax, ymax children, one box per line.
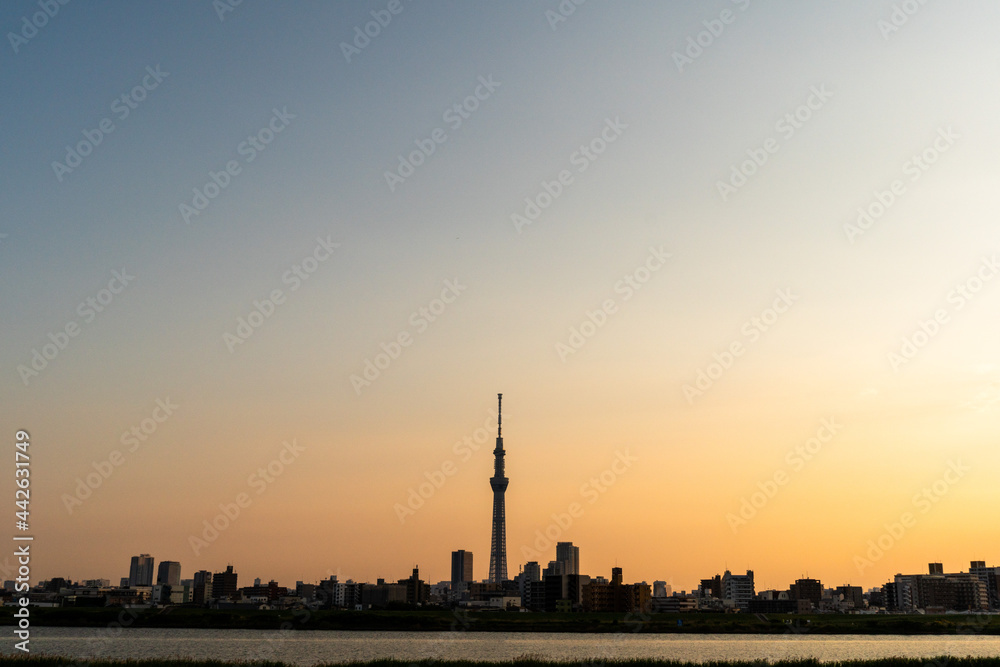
<box><xmin>488</xmin><ymin>393</ymin><xmax>508</xmax><ymax>583</ymax></box>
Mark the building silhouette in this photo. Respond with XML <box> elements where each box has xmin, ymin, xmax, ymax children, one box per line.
<box><xmin>722</xmin><ymin>569</ymin><xmax>754</xmax><ymax>611</ymax></box>
<box><xmin>156</xmin><ymin>561</ymin><xmax>181</xmax><ymax>586</ymax></box>
<box><xmin>360</xmin><ymin>579</ymin><xmax>406</xmax><ymax>608</ymax></box>
<box><xmin>969</xmin><ymin>560</ymin><xmax>1000</xmax><ymax>608</ymax></box>
<box><xmin>889</xmin><ymin>562</ymin><xmax>989</xmax><ymax>611</ymax></box>
<box><xmin>790</xmin><ymin>577</ymin><xmax>822</xmax><ymax>604</ymax></box>
<box><xmin>519</xmin><ymin>561</ymin><xmax>541</xmax><ymax>608</ymax></box>
<box><xmin>399</xmin><ymin>566</ymin><xmax>430</xmax><ymax>605</ymax></box>
<box><xmin>488</xmin><ymin>393</ymin><xmax>508</xmax><ymax>583</ymax></box>
<box><xmin>211</xmin><ymin>565</ymin><xmax>238</xmax><ymax>601</ymax></box>
<box><xmin>700</xmin><ymin>574</ymin><xmax>722</xmax><ymax>599</ymax></box>
<box><xmin>543</xmin><ymin>560</ymin><xmax>564</xmax><ymax>578</ymax></box>
<box><xmin>581</xmin><ymin>567</ymin><xmax>651</xmax><ymax>613</ymax></box>
<box><xmin>240</xmin><ymin>580</ymin><xmax>287</xmax><ymax>602</ymax></box>
<box><xmin>835</xmin><ymin>584</ymin><xmax>864</xmax><ymax>609</ymax></box>
<box><xmin>451</xmin><ymin>550</ymin><xmax>473</xmax><ymax>588</ymax></box>
<box><xmin>128</xmin><ymin>554</ymin><xmax>154</xmax><ymax>587</ymax></box>
<box><xmin>192</xmin><ymin>570</ymin><xmax>212</xmax><ymax>604</ymax></box>
<box><xmin>556</xmin><ymin>542</ymin><xmax>580</xmax><ymax>576</ymax></box>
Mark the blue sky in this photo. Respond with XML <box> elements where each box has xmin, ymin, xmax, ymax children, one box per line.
<box><xmin>3</xmin><ymin>1</ymin><xmax>1000</xmax><ymax>588</ymax></box>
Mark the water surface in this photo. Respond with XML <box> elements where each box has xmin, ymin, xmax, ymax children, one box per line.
<box><xmin>13</xmin><ymin>628</ymin><xmax>1000</xmax><ymax>664</ymax></box>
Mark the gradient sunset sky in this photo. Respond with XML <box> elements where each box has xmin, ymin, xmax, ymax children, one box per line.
<box><xmin>3</xmin><ymin>1</ymin><xmax>1000</xmax><ymax>593</ymax></box>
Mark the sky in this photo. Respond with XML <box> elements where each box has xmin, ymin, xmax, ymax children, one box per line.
<box><xmin>2</xmin><ymin>0</ymin><xmax>1000</xmax><ymax>593</ymax></box>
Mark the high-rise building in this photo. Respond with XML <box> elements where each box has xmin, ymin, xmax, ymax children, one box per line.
<box><xmin>212</xmin><ymin>565</ymin><xmax>238</xmax><ymax>600</ymax></box>
<box><xmin>156</xmin><ymin>561</ymin><xmax>181</xmax><ymax>586</ymax></box>
<box><xmin>129</xmin><ymin>554</ymin><xmax>154</xmax><ymax>587</ymax></box>
<box><xmin>556</xmin><ymin>542</ymin><xmax>580</xmax><ymax>576</ymax></box>
<box><xmin>451</xmin><ymin>550</ymin><xmax>473</xmax><ymax>587</ymax></box>
<box><xmin>519</xmin><ymin>561</ymin><xmax>541</xmax><ymax>610</ymax></box>
<box><xmin>543</xmin><ymin>560</ymin><xmax>565</xmax><ymax>578</ymax></box>
<box><xmin>883</xmin><ymin>581</ymin><xmax>899</xmax><ymax>610</ymax></box>
<box><xmin>193</xmin><ymin>570</ymin><xmax>212</xmax><ymax>604</ymax></box>
<box><xmin>488</xmin><ymin>393</ymin><xmax>508</xmax><ymax>583</ymax></box>
<box><xmin>399</xmin><ymin>566</ymin><xmax>430</xmax><ymax>605</ymax></box>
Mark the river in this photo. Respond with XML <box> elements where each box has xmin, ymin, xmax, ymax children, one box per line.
<box><xmin>8</xmin><ymin>628</ymin><xmax>1000</xmax><ymax>664</ymax></box>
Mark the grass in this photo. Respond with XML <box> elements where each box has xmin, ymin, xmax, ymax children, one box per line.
<box><xmin>3</xmin><ymin>657</ymin><xmax>1000</xmax><ymax>667</ymax></box>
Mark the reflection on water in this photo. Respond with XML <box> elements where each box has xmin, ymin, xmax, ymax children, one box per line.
<box><xmin>10</xmin><ymin>628</ymin><xmax>1000</xmax><ymax>665</ymax></box>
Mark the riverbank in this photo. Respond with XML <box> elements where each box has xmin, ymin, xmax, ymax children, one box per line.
<box><xmin>0</xmin><ymin>608</ymin><xmax>998</xmax><ymax>634</ymax></box>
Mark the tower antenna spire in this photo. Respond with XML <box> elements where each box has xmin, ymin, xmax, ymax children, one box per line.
<box><xmin>498</xmin><ymin>393</ymin><xmax>502</xmax><ymax>437</ymax></box>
